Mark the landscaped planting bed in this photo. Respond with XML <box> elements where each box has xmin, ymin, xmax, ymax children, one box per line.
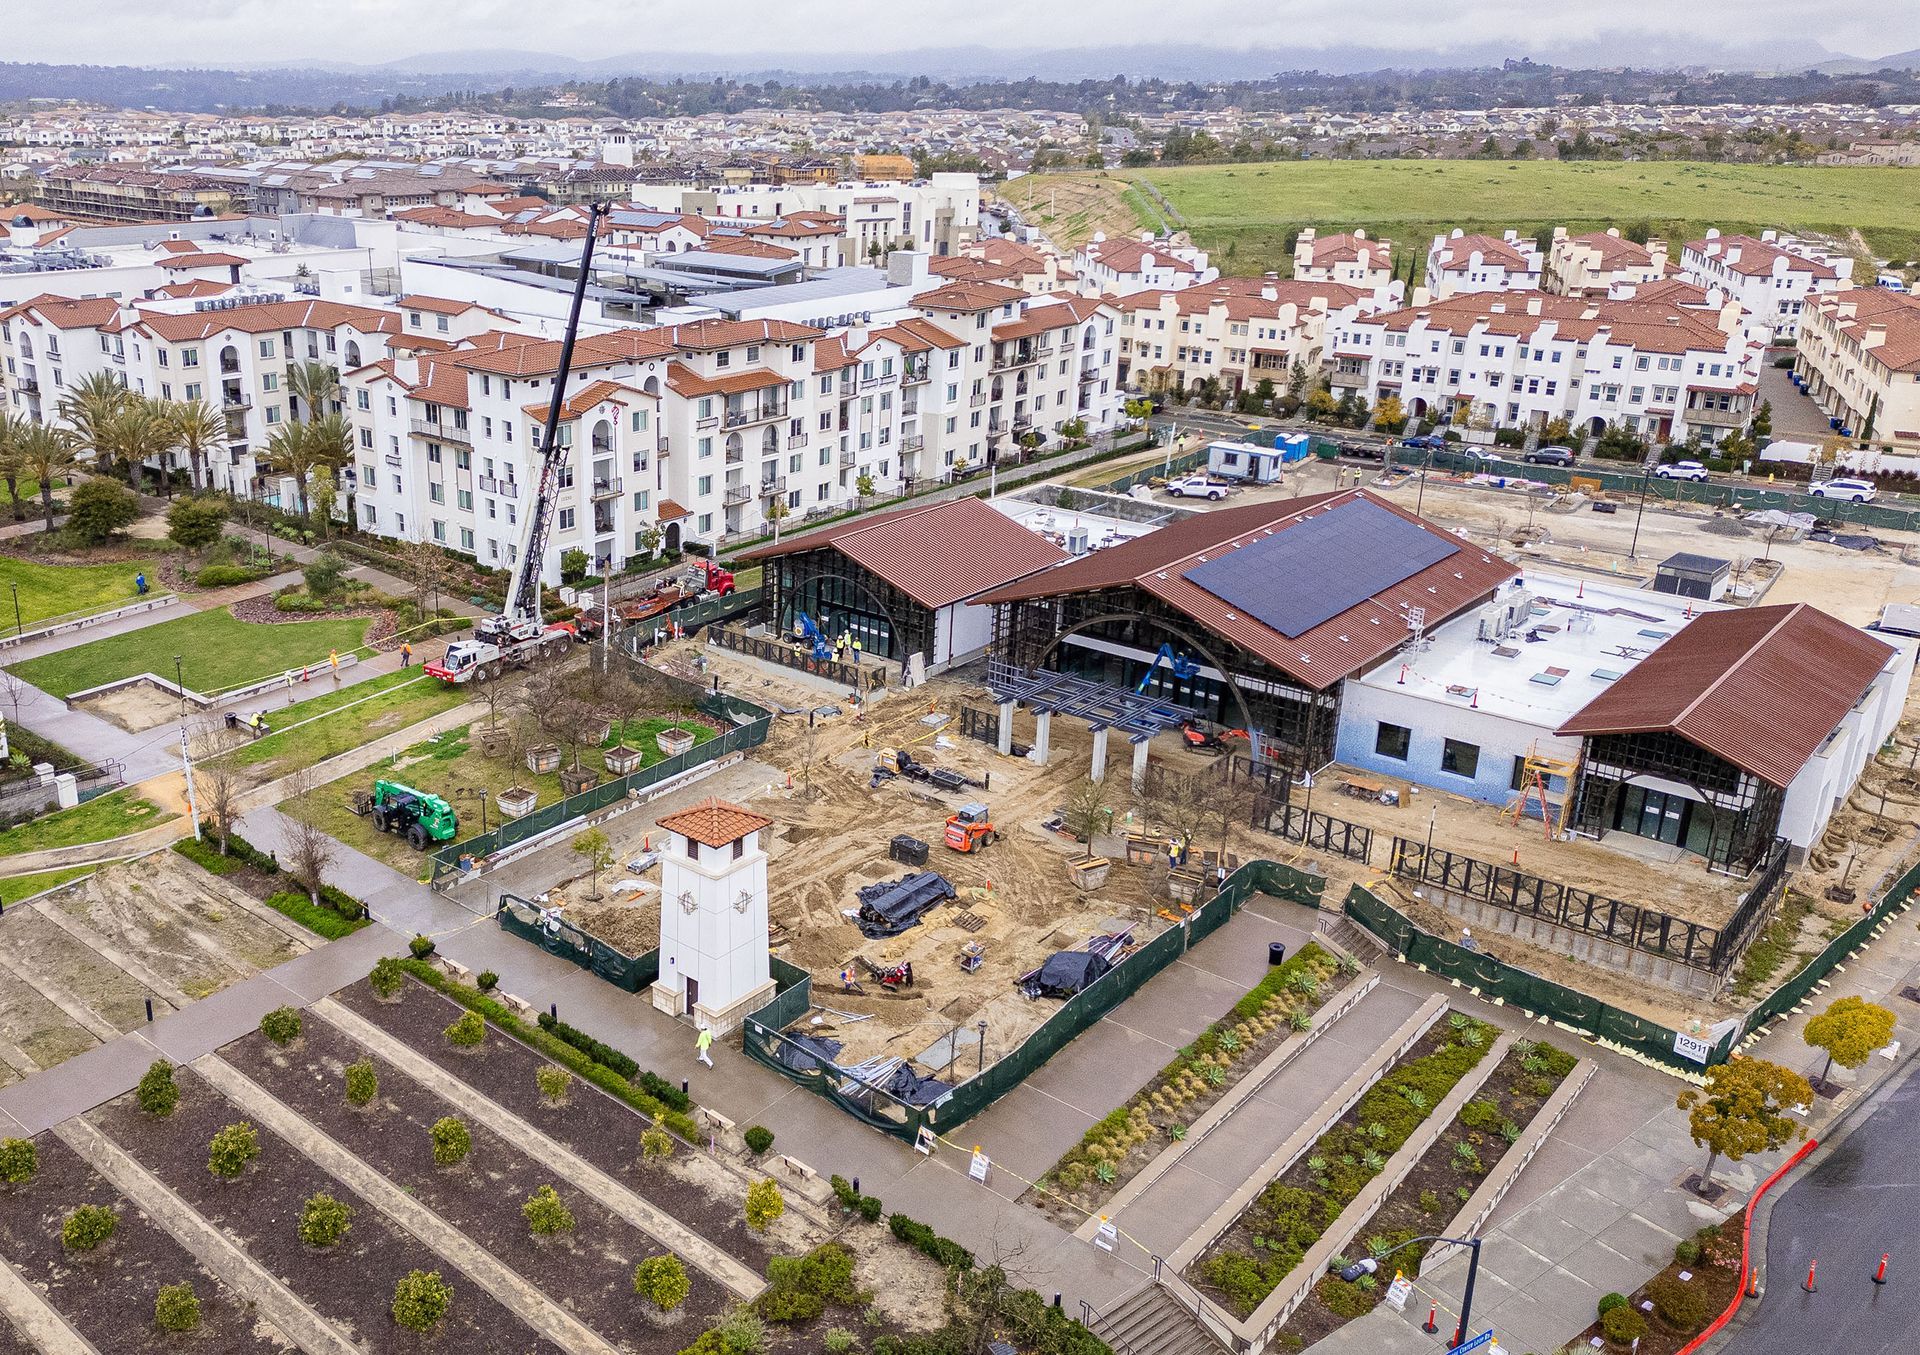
<box><xmin>0</xmin><ymin>1134</ymin><xmax>276</xmax><ymax>1352</ymax></box>
<box><xmin>226</xmin><ymin>1013</ymin><xmax>733</xmax><ymax>1348</ymax></box>
<box><xmin>0</xmin><ymin>1309</ymin><xmax>37</xmax><ymax>1353</ymax></box>
<box><xmin>1571</xmin><ymin>1216</ymin><xmax>1744</xmax><ymax>1354</ymax></box>
<box><xmin>88</xmin><ymin>1063</ymin><xmax>558</xmax><ymax>1353</ymax></box>
<box><xmin>1278</xmin><ymin>1037</ymin><xmax>1581</xmax><ymax>1347</ymax></box>
<box><xmin>1192</xmin><ymin>1012</ymin><xmax>1500</xmax><ymax>1318</ymax></box>
<box><xmin>1034</xmin><ymin>942</ymin><xmax>1355</xmax><ymax>1222</ymax></box>
<box><xmin>337</xmin><ymin>975</ymin><xmax>789</xmax><ymax>1271</ymax></box>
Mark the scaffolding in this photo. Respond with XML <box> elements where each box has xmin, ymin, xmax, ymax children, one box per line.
<box><xmin>1502</xmin><ymin>743</ymin><xmax>1580</xmax><ymax>838</ymax></box>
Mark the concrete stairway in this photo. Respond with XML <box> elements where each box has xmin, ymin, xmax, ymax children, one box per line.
<box><xmin>1316</xmin><ymin>912</ymin><xmax>1388</xmax><ymax>963</ymax></box>
<box><xmin>1091</xmin><ymin>1283</ymin><xmax>1225</xmax><ymax>1355</ymax></box>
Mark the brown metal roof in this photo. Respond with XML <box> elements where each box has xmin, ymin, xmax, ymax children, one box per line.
<box><xmin>975</xmin><ymin>489</ymin><xmax>1516</xmax><ymax>691</ymax></box>
<box><xmin>656</xmin><ymin>797</ymin><xmax>773</xmax><ymax>848</ymax></box>
<box><xmin>741</xmin><ymin>497</ymin><xmax>1067</xmax><ymax>610</ymax></box>
<box><xmin>1556</xmin><ymin>603</ymin><xmax>1897</xmax><ymax>788</ymax></box>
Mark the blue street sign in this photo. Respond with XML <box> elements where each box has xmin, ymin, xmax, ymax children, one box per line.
<box><xmin>1450</xmin><ymin>1330</ymin><xmax>1494</xmax><ymax>1355</ymax></box>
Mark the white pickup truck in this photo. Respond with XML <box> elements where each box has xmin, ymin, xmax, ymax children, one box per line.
<box><xmin>1166</xmin><ymin>475</ymin><xmax>1235</xmax><ymax>500</ymax></box>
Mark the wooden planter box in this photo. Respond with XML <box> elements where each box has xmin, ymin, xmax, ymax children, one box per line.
<box><xmin>583</xmin><ymin>715</ymin><xmax>613</xmax><ymax>746</ymax></box>
<box><xmin>559</xmin><ymin>767</ymin><xmax>599</xmax><ymax>795</ymax></box>
<box><xmin>498</xmin><ymin>787</ymin><xmax>538</xmax><ymax>819</ymax></box>
<box><xmin>1069</xmin><ymin>857</ymin><xmax>1112</xmax><ymax>890</ymax></box>
<box><xmin>1167</xmin><ymin>867</ymin><xmax>1205</xmax><ymax>905</ymax></box>
<box><xmin>477</xmin><ymin>725</ymin><xmax>510</xmax><ymax>757</ymax></box>
<box><xmin>656</xmin><ymin>727</ymin><xmax>697</xmax><ymax>758</ymax></box>
<box><xmin>526</xmin><ymin>744</ymin><xmax>562</xmax><ymax>775</ymax></box>
<box><xmin>603</xmin><ymin>745</ymin><xmax>645</xmax><ymax>775</ymax></box>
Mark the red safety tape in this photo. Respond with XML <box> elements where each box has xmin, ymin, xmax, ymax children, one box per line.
<box><xmin>1675</xmin><ymin>1136</ymin><xmax>1820</xmax><ymax>1355</ymax></box>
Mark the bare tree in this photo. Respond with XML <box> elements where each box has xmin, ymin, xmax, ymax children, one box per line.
<box><xmin>794</xmin><ymin>724</ymin><xmax>821</xmax><ymax>799</ymax></box>
<box><xmin>397</xmin><ymin>538</ymin><xmax>456</xmax><ymax>620</ymax></box>
<box><xmin>199</xmin><ymin>761</ymin><xmax>240</xmax><ymax>855</ymax></box>
<box><xmin>1062</xmin><ymin>776</ymin><xmax>1109</xmax><ymax>862</ymax></box>
<box><xmin>0</xmin><ymin>669</ymin><xmax>27</xmax><ymax>735</ymax></box>
<box><xmin>283</xmin><ymin>768</ymin><xmax>335</xmax><ymax>907</ymax></box>
<box><xmin>1137</xmin><ymin>763</ymin><xmax>1211</xmax><ymax>856</ymax></box>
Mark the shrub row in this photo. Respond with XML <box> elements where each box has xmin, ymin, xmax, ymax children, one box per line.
<box><xmin>1202</xmin><ymin>1013</ymin><xmax>1499</xmax><ymax>1316</ymax></box>
<box><xmin>173</xmin><ymin>831</ymin><xmax>370</xmax><ymax>937</ymax></box>
<box><xmin>887</xmin><ymin>1214</ymin><xmax>974</xmax><ymax>1272</ymax></box>
<box><xmin>394</xmin><ymin>961</ymin><xmax>700</xmax><ymax>1142</ymax></box>
<box><xmin>533</xmin><ymin>1011</ymin><xmax>691</xmax><ymax>1112</ymax></box>
<box><xmin>829</xmin><ymin>1173</ymin><xmax>883</xmax><ymax>1223</ymax></box>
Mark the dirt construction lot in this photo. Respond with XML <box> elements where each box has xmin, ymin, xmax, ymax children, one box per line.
<box><xmin>0</xmin><ymin>851</ymin><xmax>313</xmax><ymax>1085</ymax></box>
<box><xmin>554</xmin><ymin>642</ymin><xmax>1251</xmax><ymax>1076</ymax></box>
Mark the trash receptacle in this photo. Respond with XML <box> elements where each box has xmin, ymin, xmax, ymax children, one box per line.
<box><xmin>1267</xmin><ymin>941</ymin><xmax>1288</xmax><ymax>967</ymax></box>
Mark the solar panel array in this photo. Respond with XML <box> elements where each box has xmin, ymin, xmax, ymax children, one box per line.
<box><xmin>1183</xmin><ymin>499</ymin><xmax>1462</xmax><ymax>638</ymax></box>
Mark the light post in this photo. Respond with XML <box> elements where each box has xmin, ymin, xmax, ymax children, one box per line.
<box><xmin>975</xmin><ymin>1018</ymin><xmax>987</xmax><ymax>1076</ymax></box>
<box><xmin>1414</xmin><ymin>446</ymin><xmax>1433</xmax><ymax>519</ymax></box>
<box><xmin>1628</xmin><ymin>466</ymin><xmax>1651</xmax><ymax>561</ymax></box>
<box><xmin>1337</xmin><ymin>1233</ymin><xmax>1484</xmax><ymax>1349</ymax></box>
<box><xmin>9</xmin><ymin>581</ymin><xmax>19</xmax><ymax>636</ymax></box>
<box><xmin>172</xmin><ymin>655</ymin><xmax>201</xmax><ymax>842</ymax></box>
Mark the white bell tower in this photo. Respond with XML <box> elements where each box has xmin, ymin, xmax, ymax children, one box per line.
<box><xmin>648</xmin><ymin>798</ymin><xmax>777</xmax><ymax>1035</ymax></box>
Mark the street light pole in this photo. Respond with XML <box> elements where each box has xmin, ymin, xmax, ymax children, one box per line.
<box><xmin>1415</xmin><ymin>447</ymin><xmax>1432</xmax><ymax>518</ymax></box>
<box><xmin>172</xmin><ymin>655</ymin><xmax>201</xmax><ymax>841</ymax></box>
<box><xmin>1628</xmin><ymin>467</ymin><xmax>1651</xmax><ymax>561</ymax></box>
<box><xmin>1338</xmin><ymin>1234</ymin><xmax>1483</xmax><ymax>1350</ymax></box>
<box><xmin>9</xmin><ymin>581</ymin><xmax>19</xmax><ymax>636</ymax></box>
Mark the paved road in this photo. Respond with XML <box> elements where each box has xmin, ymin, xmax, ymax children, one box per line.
<box><xmin>1723</xmin><ymin>1054</ymin><xmax>1920</xmax><ymax>1355</ymax></box>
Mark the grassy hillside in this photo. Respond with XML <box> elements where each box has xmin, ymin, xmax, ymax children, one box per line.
<box><xmin>1006</xmin><ymin>161</ymin><xmax>1920</xmax><ymax>280</ymax></box>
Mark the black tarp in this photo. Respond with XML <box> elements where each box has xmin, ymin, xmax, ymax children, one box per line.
<box><xmin>775</xmin><ymin>1034</ymin><xmax>843</xmax><ymax>1073</ymax></box>
<box><xmin>1033</xmin><ymin>950</ymin><xmax>1112</xmax><ymax>998</ymax></box>
<box><xmin>855</xmin><ymin>871</ymin><xmax>956</xmax><ymax>938</ymax></box>
<box><xmin>884</xmin><ymin>1064</ymin><xmax>952</xmax><ymax>1107</ymax></box>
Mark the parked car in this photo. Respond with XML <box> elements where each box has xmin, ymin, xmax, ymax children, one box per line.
<box><xmin>1460</xmin><ymin>447</ymin><xmax>1500</xmax><ymax>463</ymax></box>
<box><xmin>1655</xmin><ymin>460</ymin><xmax>1710</xmax><ymax>482</ymax></box>
<box><xmin>1524</xmin><ymin>445</ymin><xmax>1575</xmax><ymax>467</ymax></box>
<box><xmin>1166</xmin><ymin>475</ymin><xmax>1233</xmax><ymax>500</ymax></box>
<box><xmin>1810</xmin><ymin>478</ymin><xmax>1878</xmax><ymax>503</ymax></box>
<box><xmin>1401</xmin><ymin>434</ymin><xmax>1446</xmax><ymax>450</ymax></box>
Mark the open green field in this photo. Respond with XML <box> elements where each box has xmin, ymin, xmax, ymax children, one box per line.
<box><xmin>7</xmin><ymin>605</ymin><xmax>374</xmax><ymax>699</ymax></box>
<box><xmin>1010</xmin><ymin>161</ymin><xmax>1920</xmax><ymax>280</ymax></box>
<box><xmin>0</xmin><ymin>789</ymin><xmax>174</xmax><ymax>856</ymax></box>
<box><xmin>283</xmin><ymin>711</ymin><xmax>717</xmax><ymax>874</ymax></box>
<box><xmin>219</xmin><ymin>669</ymin><xmax>470</xmax><ymax>776</ymax></box>
<box><xmin>0</xmin><ymin>554</ymin><xmax>164</xmax><ymax>629</ymax></box>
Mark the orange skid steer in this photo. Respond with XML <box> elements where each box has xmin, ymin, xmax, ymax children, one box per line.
<box><xmin>943</xmin><ymin>802</ymin><xmax>997</xmax><ymax>853</ymax></box>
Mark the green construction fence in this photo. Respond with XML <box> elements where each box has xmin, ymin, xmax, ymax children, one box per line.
<box><xmin>742</xmin><ymin>857</ymin><xmax>1327</xmax><ymax>1143</ymax></box>
<box><xmin>1340</xmin><ymin>883</ymin><xmax>1737</xmax><ymax>1074</ymax></box>
<box><xmin>1737</xmin><ymin>859</ymin><xmax>1920</xmax><ymax>1043</ymax></box>
<box><xmin>430</xmin><ymin>688</ymin><xmax>772</xmax><ymax>888</ymax></box>
<box><xmin>496</xmin><ymin>894</ymin><xmax>660</xmax><ymax>991</ymax></box>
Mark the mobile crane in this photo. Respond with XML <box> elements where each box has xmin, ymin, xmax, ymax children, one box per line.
<box><xmin>427</xmin><ymin>202</ymin><xmax>613</xmax><ymax>687</ymax></box>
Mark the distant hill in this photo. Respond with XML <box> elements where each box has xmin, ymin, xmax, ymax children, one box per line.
<box><xmin>1815</xmin><ymin>48</ymin><xmax>1920</xmax><ymax>75</ymax></box>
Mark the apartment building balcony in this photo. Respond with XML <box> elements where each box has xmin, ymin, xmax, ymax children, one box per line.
<box><xmin>759</xmin><ymin>476</ymin><xmax>787</xmax><ymax>498</ymax></box>
<box><xmin>697</xmin><ymin>415</ymin><xmax>719</xmax><ymax>431</ymax></box>
<box><xmin>901</xmin><ymin>434</ymin><xmax>924</xmax><ymax>453</ymax></box>
<box><xmin>411</xmin><ymin>418</ymin><xmax>470</xmax><ymax>444</ymax></box>
<box><xmin>15</xmin><ymin>375</ymin><xmax>39</xmax><ymax>395</ymax></box>
<box><xmin>1079</xmin><ymin>367</ymin><xmax>1099</xmax><ymax>383</ymax></box>
<box><xmin>1012</xmin><ymin>411</ymin><xmax>1034</xmax><ymax>430</ymax></box>
<box><xmin>724</xmin><ymin>483</ymin><xmax>753</xmax><ymax>506</ymax></box>
<box><xmin>860</xmin><ymin>375</ymin><xmax>886</xmax><ymax>392</ymax></box>
<box><xmin>222</xmin><ymin>393</ymin><xmax>252</xmax><ymax>411</ymax></box>
<box><xmin>787</xmin><ymin>433</ymin><xmax>807</xmax><ymax>449</ymax></box>
<box><xmin>968</xmin><ymin>390</ymin><xmax>989</xmax><ymax>407</ymax></box>
<box><xmin>479</xmin><ymin>476</ymin><xmax>519</xmax><ymax>499</ymax></box>
<box><xmin>903</xmin><ymin>361</ymin><xmax>930</xmax><ymax>385</ymax></box>
<box><xmin>219</xmin><ymin>357</ymin><xmax>241</xmax><ymax>375</ymax></box>
<box><xmin>591</xmin><ymin>476</ymin><xmax>624</xmax><ymax>499</ymax></box>
<box><xmin>722</xmin><ymin>400</ymin><xmax>788</xmax><ymax>429</ymax></box>
<box><xmin>725</xmin><ymin>447</ymin><xmax>745</xmax><ymax>465</ymax></box>
<box><xmin>839</xmin><ymin>447</ymin><xmax>856</xmax><ymax>468</ymax></box>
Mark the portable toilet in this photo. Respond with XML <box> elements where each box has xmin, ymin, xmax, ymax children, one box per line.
<box><xmin>1272</xmin><ymin>432</ymin><xmax>1311</xmax><ymax>464</ymax></box>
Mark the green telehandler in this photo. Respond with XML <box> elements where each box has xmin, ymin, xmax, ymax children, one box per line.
<box><xmin>369</xmin><ymin>780</ymin><xmax>458</xmax><ymax>851</ymax></box>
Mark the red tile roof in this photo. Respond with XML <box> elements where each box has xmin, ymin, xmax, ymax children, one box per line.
<box><xmin>0</xmin><ymin>294</ymin><xmax>122</xmax><ymax>330</ymax></box>
<box><xmin>912</xmin><ymin>280</ymin><xmax>1026</xmax><ymax>313</ymax></box>
<box><xmin>656</xmin><ymin>797</ymin><xmax>773</xmax><ymax>848</ymax></box>
<box><xmin>1556</xmin><ymin>603</ymin><xmax>1897</xmax><ymax>787</ymax></box>
<box><xmin>741</xmin><ymin>497</ymin><xmax>1068</xmax><ymax>609</ymax></box>
<box><xmin>977</xmin><ymin>489</ymin><xmax>1516</xmax><ymax>691</ymax></box>
<box><xmin>155</xmin><ymin>252</ymin><xmax>248</xmax><ymax>269</ymax></box>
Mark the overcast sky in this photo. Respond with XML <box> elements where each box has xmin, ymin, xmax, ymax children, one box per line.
<box><xmin>10</xmin><ymin>0</ymin><xmax>1915</xmax><ymax>68</ymax></box>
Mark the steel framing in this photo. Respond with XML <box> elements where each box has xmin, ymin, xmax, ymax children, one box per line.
<box><xmin>1565</xmin><ymin>729</ymin><xmax>1785</xmax><ymax>876</ymax></box>
<box><xmin>761</xmin><ymin>544</ymin><xmax>934</xmax><ymax>664</ymax></box>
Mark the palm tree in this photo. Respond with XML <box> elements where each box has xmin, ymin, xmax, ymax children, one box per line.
<box><xmin>0</xmin><ymin>411</ymin><xmax>28</xmax><ymax>522</ymax></box>
<box><xmin>19</xmin><ymin>424</ymin><xmax>79</xmax><ymax>532</ymax></box>
<box><xmin>286</xmin><ymin>361</ymin><xmax>340</xmax><ymax>424</ymax></box>
<box><xmin>57</xmin><ymin>371</ymin><xmax>132</xmax><ymax>482</ymax></box>
<box><xmin>300</xmin><ymin>412</ymin><xmax>354</xmax><ymax>523</ymax></box>
<box><xmin>167</xmin><ymin>399</ymin><xmax>227</xmax><ymax>493</ymax></box>
<box><xmin>263</xmin><ymin>422</ymin><xmax>308</xmax><ymax>517</ymax></box>
<box><xmin>101</xmin><ymin>398</ymin><xmax>178</xmax><ymax>498</ymax></box>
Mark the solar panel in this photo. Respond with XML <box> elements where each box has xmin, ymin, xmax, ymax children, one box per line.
<box><xmin>1183</xmin><ymin>499</ymin><xmax>1461</xmax><ymax>639</ymax></box>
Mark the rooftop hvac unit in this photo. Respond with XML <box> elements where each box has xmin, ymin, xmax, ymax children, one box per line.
<box><xmin>1066</xmin><ymin>525</ymin><xmax>1090</xmax><ymax>556</ymax></box>
<box><xmin>1476</xmin><ymin>600</ymin><xmax>1510</xmax><ymax>643</ymax></box>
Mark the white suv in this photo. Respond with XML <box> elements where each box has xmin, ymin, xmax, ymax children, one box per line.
<box><xmin>1654</xmin><ymin>460</ymin><xmax>1709</xmax><ymax>482</ymax></box>
<box><xmin>1810</xmin><ymin>478</ymin><xmax>1878</xmax><ymax>503</ymax></box>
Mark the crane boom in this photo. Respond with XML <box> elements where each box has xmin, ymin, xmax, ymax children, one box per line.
<box><xmin>491</xmin><ymin>200</ymin><xmax>610</xmax><ymax>638</ymax></box>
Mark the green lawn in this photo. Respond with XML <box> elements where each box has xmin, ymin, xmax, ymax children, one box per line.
<box><xmin>285</xmin><ymin>708</ymin><xmax>717</xmax><ymax>875</ymax></box>
<box><xmin>0</xmin><ymin>554</ymin><xmax>164</xmax><ymax>629</ymax></box>
<box><xmin>0</xmin><ymin>863</ymin><xmax>105</xmax><ymax>905</ymax></box>
<box><xmin>221</xmin><ymin>669</ymin><xmax>470</xmax><ymax>773</ymax></box>
<box><xmin>1019</xmin><ymin>161</ymin><xmax>1920</xmax><ymax>279</ymax></box>
<box><xmin>0</xmin><ymin>789</ymin><xmax>176</xmax><ymax>856</ymax></box>
<box><xmin>7</xmin><ymin>605</ymin><xmax>375</xmax><ymax>699</ymax></box>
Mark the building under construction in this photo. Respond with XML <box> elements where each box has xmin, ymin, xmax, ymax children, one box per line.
<box><xmin>978</xmin><ymin>488</ymin><xmax>1516</xmax><ymax>771</ymax></box>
